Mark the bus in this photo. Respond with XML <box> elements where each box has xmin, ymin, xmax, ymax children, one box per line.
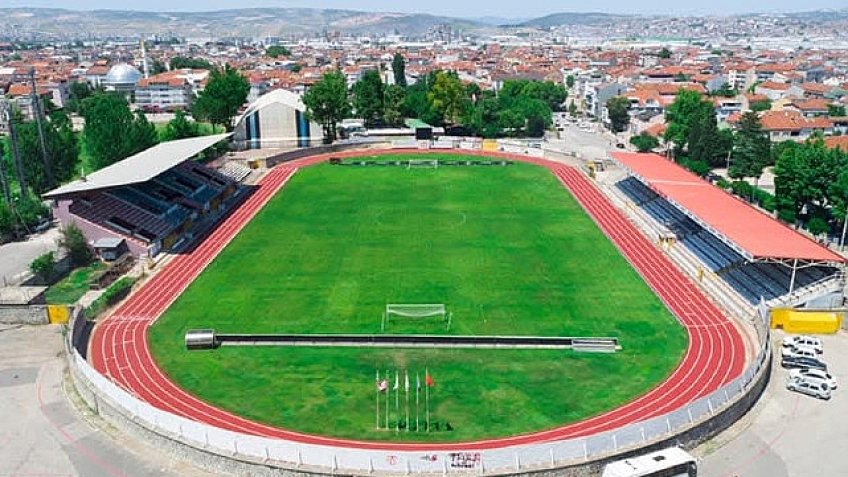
<box><xmin>601</xmin><ymin>447</ymin><xmax>697</xmax><ymax>477</ymax></box>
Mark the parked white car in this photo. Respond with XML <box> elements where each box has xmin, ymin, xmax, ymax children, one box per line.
<box><xmin>781</xmin><ymin>345</ymin><xmax>819</xmax><ymax>360</ymax></box>
<box><xmin>787</xmin><ymin>376</ymin><xmax>832</xmax><ymax>400</ymax></box>
<box><xmin>782</xmin><ymin>335</ymin><xmax>823</xmax><ymax>353</ymax></box>
<box><xmin>789</xmin><ymin>368</ymin><xmax>838</xmax><ymax>390</ymax></box>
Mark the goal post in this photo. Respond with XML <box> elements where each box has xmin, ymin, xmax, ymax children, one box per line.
<box><xmin>382</xmin><ymin>304</ymin><xmax>451</xmax><ymax>331</ymax></box>
<box><xmin>407</xmin><ymin>159</ymin><xmax>438</xmax><ymax>169</ymax></box>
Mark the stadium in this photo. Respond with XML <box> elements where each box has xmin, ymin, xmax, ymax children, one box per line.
<box><xmin>62</xmin><ymin>139</ymin><xmax>844</xmax><ymax>474</ymax></box>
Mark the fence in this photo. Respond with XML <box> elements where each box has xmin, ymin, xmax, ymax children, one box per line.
<box><xmin>68</xmin><ymin>321</ymin><xmax>770</xmax><ymax>476</ymax></box>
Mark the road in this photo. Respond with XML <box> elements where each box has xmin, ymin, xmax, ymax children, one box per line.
<box><xmin>697</xmin><ymin>331</ymin><xmax>848</xmax><ymax>477</ymax></box>
<box><xmin>546</xmin><ymin>123</ymin><xmax>617</xmax><ymax>162</ymax></box>
<box><xmin>0</xmin><ymin>324</ymin><xmax>221</xmax><ymax>477</ymax></box>
<box><xmin>0</xmin><ymin>227</ymin><xmax>61</xmax><ymax>286</ymax></box>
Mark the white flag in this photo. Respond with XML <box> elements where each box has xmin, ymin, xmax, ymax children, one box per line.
<box><xmin>393</xmin><ymin>371</ymin><xmax>399</xmax><ymax>390</ymax></box>
<box><xmin>404</xmin><ymin>370</ymin><xmax>410</xmax><ymax>391</ymax></box>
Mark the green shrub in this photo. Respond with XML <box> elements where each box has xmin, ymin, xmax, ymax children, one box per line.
<box><xmin>85</xmin><ymin>276</ymin><xmax>137</xmax><ymax>319</ymax></box>
<box><xmin>806</xmin><ymin>217</ymin><xmax>829</xmax><ymax>237</ymax></box>
<box><xmin>59</xmin><ymin>224</ymin><xmax>92</xmax><ymax>266</ymax></box>
<box><xmin>29</xmin><ymin>252</ymin><xmax>56</xmax><ymax>282</ymax></box>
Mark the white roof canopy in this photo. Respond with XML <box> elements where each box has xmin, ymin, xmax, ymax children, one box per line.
<box><xmin>44</xmin><ymin>134</ymin><xmax>231</xmax><ymax>199</ymax></box>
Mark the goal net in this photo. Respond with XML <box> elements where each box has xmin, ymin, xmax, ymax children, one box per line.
<box><xmin>382</xmin><ymin>304</ymin><xmax>451</xmax><ymax>331</ymax></box>
<box><xmin>407</xmin><ymin>159</ymin><xmax>438</xmax><ymax>169</ymax></box>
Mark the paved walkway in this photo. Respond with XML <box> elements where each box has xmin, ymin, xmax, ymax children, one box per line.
<box><xmin>0</xmin><ymin>324</ymin><xmax>221</xmax><ymax>477</ymax></box>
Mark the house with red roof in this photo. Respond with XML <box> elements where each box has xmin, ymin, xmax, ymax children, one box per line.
<box><xmin>760</xmin><ymin>110</ymin><xmax>833</xmax><ymax>142</ymax></box>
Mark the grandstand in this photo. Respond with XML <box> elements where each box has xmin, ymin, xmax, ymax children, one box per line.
<box><xmin>609</xmin><ymin>152</ymin><xmax>845</xmax><ymax>309</ymax></box>
<box><xmin>44</xmin><ymin>135</ymin><xmax>243</xmax><ymax>258</ymax></box>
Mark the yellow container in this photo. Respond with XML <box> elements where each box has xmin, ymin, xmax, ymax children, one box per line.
<box><xmin>47</xmin><ymin>305</ymin><xmax>70</xmax><ymax>324</ymax></box>
<box><xmin>770</xmin><ymin>308</ymin><xmax>842</xmax><ymax>334</ymax></box>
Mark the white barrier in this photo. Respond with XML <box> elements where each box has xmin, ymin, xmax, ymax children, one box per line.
<box><xmin>70</xmin><ymin>340</ymin><xmax>769</xmax><ymax>476</ymax></box>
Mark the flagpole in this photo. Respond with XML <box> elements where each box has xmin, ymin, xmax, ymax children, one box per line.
<box><xmin>426</xmin><ymin>368</ymin><xmax>430</xmax><ymax>432</ymax></box>
<box><xmin>416</xmin><ymin>373</ymin><xmax>420</xmax><ymax>432</ymax></box>
<box><xmin>405</xmin><ymin>370</ymin><xmax>410</xmax><ymax>432</ymax></box>
<box><xmin>385</xmin><ymin>369</ymin><xmax>389</xmax><ymax>430</ymax></box>
<box><xmin>395</xmin><ymin>370</ymin><xmax>400</xmax><ymax>431</ymax></box>
<box><xmin>376</xmin><ymin>369</ymin><xmax>380</xmax><ymax>430</ymax></box>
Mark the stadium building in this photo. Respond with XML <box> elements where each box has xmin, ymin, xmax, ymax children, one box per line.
<box><xmin>232</xmin><ymin>88</ymin><xmax>323</xmax><ymax>150</ymax></box>
<box><xmin>44</xmin><ymin>135</ymin><xmax>251</xmax><ymax>258</ymax></box>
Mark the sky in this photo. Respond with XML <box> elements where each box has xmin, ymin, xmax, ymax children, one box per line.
<box><xmin>4</xmin><ymin>0</ymin><xmax>847</xmax><ymax>19</ymax></box>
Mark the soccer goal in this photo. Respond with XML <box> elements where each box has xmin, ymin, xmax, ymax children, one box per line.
<box><xmin>407</xmin><ymin>159</ymin><xmax>439</xmax><ymax>169</ymax></box>
<box><xmin>382</xmin><ymin>304</ymin><xmax>451</xmax><ymax>331</ymax></box>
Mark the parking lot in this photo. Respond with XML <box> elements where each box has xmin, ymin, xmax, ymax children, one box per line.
<box><xmin>698</xmin><ymin>330</ymin><xmax>848</xmax><ymax>477</ymax></box>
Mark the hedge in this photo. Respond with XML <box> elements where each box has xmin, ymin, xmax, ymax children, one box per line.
<box><xmin>85</xmin><ymin>276</ymin><xmax>137</xmax><ymax>319</ymax></box>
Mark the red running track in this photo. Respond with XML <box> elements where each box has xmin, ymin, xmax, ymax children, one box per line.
<box><xmin>89</xmin><ymin>149</ymin><xmax>745</xmax><ymax>451</ymax></box>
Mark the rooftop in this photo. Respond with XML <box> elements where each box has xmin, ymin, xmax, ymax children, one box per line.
<box><xmin>610</xmin><ymin>151</ymin><xmax>844</xmax><ymax>263</ymax></box>
<box><xmin>43</xmin><ymin>134</ymin><xmax>231</xmax><ymax>199</ymax></box>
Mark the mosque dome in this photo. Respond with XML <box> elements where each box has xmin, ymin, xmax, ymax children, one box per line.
<box><xmin>104</xmin><ymin>63</ymin><xmax>142</xmax><ymax>85</ymax></box>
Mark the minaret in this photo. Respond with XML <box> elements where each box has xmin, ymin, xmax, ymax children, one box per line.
<box><xmin>141</xmin><ymin>38</ymin><xmax>149</xmax><ymax>79</ymax></box>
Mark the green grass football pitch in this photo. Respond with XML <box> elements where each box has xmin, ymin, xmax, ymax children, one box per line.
<box><xmin>149</xmin><ymin>154</ymin><xmax>687</xmax><ymax>442</ymax></box>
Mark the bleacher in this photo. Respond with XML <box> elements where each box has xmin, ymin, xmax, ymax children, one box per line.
<box><xmin>615</xmin><ymin>177</ymin><xmax>841</xmax><ymax>305</ymax></box>
<box><xmin>64</xmin><ymin>161</ymin><xmax>240</xmax><ymax>251</ymax></box>
<box><xmin>218</xmin><ymin>162</ymin><xmax>253</xmax><ymax>183</ymax></box>
<box><xmin>69</xmin><ymin>193</ymin><xmax>175</xmax><ymax>243</ymax></box>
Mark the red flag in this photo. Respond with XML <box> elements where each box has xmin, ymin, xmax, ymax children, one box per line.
<box><xmin>425</xmin><ymin>371</ymin><xmax>434</xmax><ymax>387</ymax></box>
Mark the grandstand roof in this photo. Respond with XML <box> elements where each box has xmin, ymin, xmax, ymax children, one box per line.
<box><xmin>610</xmin><ymin>152</ymin><xmax>845</xmax><ymax>263</ymax></box>
<box><xmin>43</xmin><ymin>134</ymin><xmax>231</xmax><ymax>199</ymax></box>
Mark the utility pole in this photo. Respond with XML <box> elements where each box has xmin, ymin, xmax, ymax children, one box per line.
<box><xmin>29</xmin><ymin>68</ymin><xmax>54</xmax><ymax>189</ymax></box>
<box><xmin>0</xmin><ymin>141</ymin><xmax>11</xmax><ymax>204</ymax></box>
<box><xmin>2</xmin><ymin>101</ymin><xmax>27</xmax><ymax>196</ymax></box>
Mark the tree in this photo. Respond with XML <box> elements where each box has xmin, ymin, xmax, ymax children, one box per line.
<box><xmin>630</xmin><ymin>132</ymin><xmax>660</xmax><ymax>152</ymax></box>
<box><xmin>664</xmin><ymin>89</ymin><xmax>715</xmax><ymax>155</ymax></box>
<box><xmin>730</xmin><ymin>112</ymin><xmax>770</xmax><ymax>181</ymax></box>
<box><xmin>391</xmin><ymin>52</ymin><xmax>407</xmax><ymax>87</ymax></box>
<box><xmin>82</xmin><ymin>92</ymin><xmax>157</xmax><ymax>170</ymax></box>
<box><xmin>169</xmin><ymin>56</ymin><xmax>214</xmax><ymax>70</ymax></box>
<box><xmin>606</xmin><ymin>96</ymin><xmax>631</xmax><ymax>133</ymax></box>
<box><xmin>773</xmin><ymin>139</ymin><xmax>846</xmax><ymax>221</ymax></box>
<box><xmin>160</xmin><ymin>110</ymin><xmax>201</xmax><ymax>141</ymax></box>
<box><xmin>127</xmin><ymin>110</ymin><xmax>158</xmax><ymax>153</ymax></box>
<box><xmin>150</xmin><ymin>59</ymin><xmax>167</xmax><ymax>75</ymax></box>
<box><xmin>428</xmin><ymin>71</ymin><xmax>469</xmax><ymax>125</ymax></box>
<box><xmin>568</xmin><ymin>101</ymin><xmax>578</xmax><ymax>117</ymax></box>
<box><xmin>750</xmin><ymin>99</ymin><xmax>771</xmax><ymax>112</ymax></box>
<box><xmin>14</xmin><ymin>110</ymin><xmax>79</xmax><ymax>194</ymax></box>
<box><xmin>302</xmin><ymin>70</ymin><xmax>351</xmax><ymax>143</ymax></box>
<box><xmin>65</xmin><ymin>81</ymin><xmax>93</xmax><ymax>114</ymax></box>
<box><xmin>266</xmin><ymin>45</ymin><xmax>291</xmax><ymax>58</ymax></box>
<box><xmin>687</xmin><ymin>108</ymin><xmax>732</xmax><ymax>168</ymax></box>
<box><xmin>658</xmin><ymin>47</ymin><xmax>672</xmax><ymax>59</ymax></box>
<box><xmin>29</xmin><ymin>251</ymin><xmax>55</xmax><ymax>282</ymax></box>
<box><xmin>352</xmin><ymin>70</ymin><xmax>385</xmax><ymax>128</ymax></box>
<box><xmin>383</xmin><ymin>84</ymin><xmax>405</xmax><ymax>127</ymax></box>
<box><xmin>807</xmin><ymin>217</ymin><xmax>829</xmax><ymax>237</ymax></box>
<box><xmin>59</xmin><ymin>223</ymin><xmax>92</xmax><ymax>267</ymax></box>
<box><xmin>827</xmin><ymin>104</ymin><xmax>847</xmax><ymax>117</ymax></box>
<box><xmin>566</xmin><ymin>75</ymin><xmax>575</xmax><ymax>89</ymax></box>
<box><xmin>192</xmin><ymin>65</ymin><xmax>249</xmax><ymax>131</ymax></box>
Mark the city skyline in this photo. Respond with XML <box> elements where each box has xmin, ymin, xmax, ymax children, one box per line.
<box><xmin>4</xmin><ymin>0</ymin><xmax>848</xmax><ymax>19</ymax></box>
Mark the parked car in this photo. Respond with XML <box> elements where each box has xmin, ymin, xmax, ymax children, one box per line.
<box><xmin>782</xmin><ymin>335</ymin><xmax>823</xmax><ymax>353</ymax></box>
<box><xmin>787</xmin><ymin>376</ymin><xmax>832</xmax><ymax>400</ymax></box>
<box><xmin>789</xmin><ymin>368</ymin><xmax>838</xmax><ymax>390</ymax></box>
<box><xmin>615</xmin><ymin>142</ymin><xmax>626</xmax><ymax>149</ymax></box>
<box><xmin>781</xmin><ymin>345</ymin><xmax>819</xmax><ymax>360</ymax></box>
<box><xmin>781</xmin><ymin>356</ymin><xmax>827</xmax><ymax>371</ymax></box>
